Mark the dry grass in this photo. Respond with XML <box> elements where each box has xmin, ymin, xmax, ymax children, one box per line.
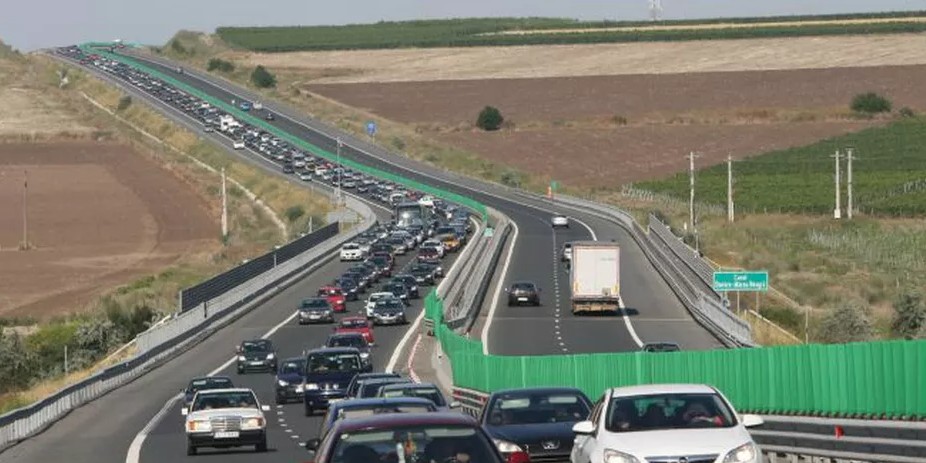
<box><xmin>225</xmin><ymin>34</ymin><xmax>926</xmax><ymax>84</ymax></box>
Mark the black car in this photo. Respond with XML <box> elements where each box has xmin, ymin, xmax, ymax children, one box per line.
<box><xmin>344</xmin><ymin>269</ymin><xmax>369</xmax><ymax>292</ymax></box>
<box><xmin>353</xmin><ymin>376</ymin><xmax>413</xmax><ymax>399</ymax></box>
<box><xmin>282</xmin><ymin>163</ymin><xmax>295</xmax><ymax>173</ymax></box>
<box><xmin>303</xmin><ymin>347</ymin><xmax>369</xmax><ymax>416</ymax></box>
<box><xmin>417</xmin><ymin>261</ymin><xmax>444</xmax><ymax>278</ymax></box>
<box><xmin>392</xmin><ymin>274</ymin><xmax>420</xmax><ymax>299</ymax></box>
<box><xmin>183</xmin><ymin>376</ymin><xmax>234</xmax><ymax>407</ymax></box>
<box><xmin>370</xmin><ymin>256</ymin><xmax>392</xmax><ymax>277</ymax></box>
<box><xmin>298</xmin><ymin>297</ymin><xmax>335</xmax><ymax>325</ymax></box>
<box><xmin>275</xmin><ymin>357</ymin><xmax>307</xmax><ymax>404</ymax></box>
<box><xmin>506</xmin><ymin>281</ymin><xmax>541</xmax><ymax>306</ymax></box>
<box><xmin>236</xmin><ymin>339</ymin><xmax>278</xmax><ymax>374</ymax></box>
<box><xmin>641</xmin><ymin>342</ymin><xmax>681</xmax><ymax>353</ymax></box>
<box><xmin>335</xmin><ymin>276</ymin><xmax>360</xmax><ymax>301</ymax></box>
<box><xmin>325</xmin><ymin>333</ymin><xmax>372</xmax><ymax>367</ymax></box>
<box><xmin>265</xmin><ymin>112</ymin><xmax>275</xmax><ymax>121</ymax></box>
<box><xmin>346</xmin><ymin>372</ymin><xmax>403</xmax><ymax>398</ymax></box>
<box><xmin>408</xmin><ymin>264</ymin><xmax>436</xmax><ymax>286</ymax></box>
<box><xmin>381</xmin><ymin>281</ymin><xmax>411</xmax><ymax>303</ymax></box>
<box><xmin>479</xmin><ymin>387</ymin><xmax>592</xmax><ymax>463</ymax></box>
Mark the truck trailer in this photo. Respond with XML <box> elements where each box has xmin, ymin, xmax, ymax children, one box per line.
<box><xmin>569</xmin><ymin>241</ymin><xmax>621</xmax><ymax>314</ymax></box>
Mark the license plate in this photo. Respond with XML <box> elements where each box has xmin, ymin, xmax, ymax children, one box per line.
<box><xmin>250</xmin><ymin>361</ymin><xmax>263</xmax><ymax>365</ymax></box>
<box><xmin>518</xmin><ymin>297</ymin><xmax>528</xmax><ymax>301</ymax></box>
<box><xmin>214</xmin><ymin>431</ymin><xmax>239</xmax><ymax>439</ymax></box>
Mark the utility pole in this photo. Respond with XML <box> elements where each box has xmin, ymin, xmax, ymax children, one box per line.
<box><xmin>336</xmin><ymin>137</ymin><xmax>343</xmax><ymax>204</ymax></box>
<box><xmin>687</xmin><ymin>152</ymin><xmax>701</xmax><ymax>232</ymax></box>
<box><xmin>727</xmin><ymin>154</ymin><xmax>734</xmax><ymax>223</ymax></box>
<box><xmin>846</xmin><ymin>148</ymin><xmax>854</xmax><ymax>219</ymax></box>
<box><xmin>832</xmin><ymin>150</ymin><xmax>842</xmax><ymax>219</ymax></box>
<box><xmin>221</xmin><ymin>167</ymin><xmax>228</xmax><ymax>241</ymax></box>
<box><xmin>22</xmin><ymin>169</ymin><xmax>28</xmax><ymax>250</ymax></box>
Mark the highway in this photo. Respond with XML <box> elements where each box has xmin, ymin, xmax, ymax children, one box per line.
<box><xmin>1</xmin><ymin>49</ymin><xmax>720</xmax><ymax>463</ymax></box>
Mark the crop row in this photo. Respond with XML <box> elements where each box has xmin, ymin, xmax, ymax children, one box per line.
<box><xmin>217</xmin><ymin>17</ymin><xmax>926</xmax><ymax>52</ymax></box>
<box><xmin>636</xmin><ymin>119</ymin><xmax>926</xmax><ymax>216</ymax></box>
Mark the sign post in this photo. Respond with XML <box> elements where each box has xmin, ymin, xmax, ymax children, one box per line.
<box><xmin>366</xmin><ymin>121</ymin><xmax>377</xmax><ymax>143</ymax></box>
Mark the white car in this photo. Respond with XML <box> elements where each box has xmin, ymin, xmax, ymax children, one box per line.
<box><xmin>182</xmin><ymin>388</ymin><xmax>270</xmax><ymax>455</ymax></box>
<box><xmin>561</xmin><ymin>242</ymin><xmax>573</xmax><ymax>262</ymax></box>
<box><xmin>571</xmin><ymin>384</ymin><xmax>763</xmax><ymax>463</ymax></box>
<box><xmin>421</xmin><ymin>239</ymin><xmax>445</xmax><ymax>258</ymax></box>
<box><xmin>339</xmin><ymin>243</ymin><xmax>363</xmax><ymax>261</ymax></box>
<box><xmin>552</xmin><ymin>215</ymin><xmax>569</xmax><ymax>228</ymax></box>
<box><xmin>365</xmin><ymin>292</ymin><xmax>400</xmax><ymax>318</ymax></box>
<box><xmin>298</xmin><ymin>172</ymin><xmax>313</xmax><ymax>182</ymax></box>
<box><xmin>232</xmin><ymin>140</ymin><xmax>245</xmax><ymax>150</ymax></box>
<box><xmin>418</xmin><ymin>195</ymin><xmax>436</xmax><ymax>207</ymax></box>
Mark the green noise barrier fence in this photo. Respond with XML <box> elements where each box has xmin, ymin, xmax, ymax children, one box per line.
<box><xmin>78</xmin><ymin>43</ymin><xmax>487</xmax><ymax>222</ymax></box>
<box><xmin>81</xmin><ymin>43</ymin><xmax>926</xmax><ymax>420</ymax></box>
<box><xmin>425</xmin><ymin>291</ymin><xmax>926</xmax><ymax>419</ymax></box>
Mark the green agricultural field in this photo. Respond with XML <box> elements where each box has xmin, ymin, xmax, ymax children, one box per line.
<box><xmin>636</xmin><ymin>118</ymin><xmax>926</xmax><ymax>216</ymax></box>
<box><xmin>215</xmin><ymin>13</ymin><xmax>926</xmax><ymax>52</ymax></box>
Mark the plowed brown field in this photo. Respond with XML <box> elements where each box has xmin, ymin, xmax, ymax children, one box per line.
<box><xmin>0</xmin><ymin>141</ymin><xmax>216</xmax><ymax>319</ymax></box>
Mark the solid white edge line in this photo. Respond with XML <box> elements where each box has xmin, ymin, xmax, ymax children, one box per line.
<box><xmin>571</xmin><ymin>216</ymin><xmax>597</xmax><ymax>241</ymax></box>
<box><xmin>481</xmin><ymin>219</ymin><xmax>520</xmax><ymax>355</ymax></box>
<box><xmin>619</xmin><ymin>297</ymin><xmax>644</xmax><ymax>348</ymax></box>
<box><xmin>125</xmin><ymin>393</ymin><xmax>181</xmax><ymax>463</ymax></box>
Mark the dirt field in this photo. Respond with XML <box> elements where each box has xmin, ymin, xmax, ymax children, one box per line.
<box><xmin>306</xmin><ymin>64</ymin><xmax>926</xmax><ymax>125</ymax></box>
<box><xmin>0</xmin><ymin>142</ymin><xmax>216</xmax><ymax>319</ymax></box>
<box><xmin>439</xmin><ymin>121</ymin><xmax>875</xmax><ymax>186</ymax></box>
<box><xmin>236</xmin><ymin>34</ymin><xmax>926</xmax><ymax>83</ymax></box>
<box><xmin>0</xmin><ymin>87</ymin><xmax>93</xmax><ymax>138</ymax></box>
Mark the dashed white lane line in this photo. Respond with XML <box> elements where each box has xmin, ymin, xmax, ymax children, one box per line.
<box><xmin>551</xmin><ymin>230</ymin><xmax>568</xmax><ymax>353</ymax></box>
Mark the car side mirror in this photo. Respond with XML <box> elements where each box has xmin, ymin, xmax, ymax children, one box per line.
<box><xmin>305</xmin><ymin>438</ymin><xmax>321</xmax><ymax>451</ymax></box>
<box><xmin>181</xmin><ymin>407</ymin><xmax>189</xmax><ymax>416</ymax></box>
<box><xmin>741</xmin><ymin>414</ymin><xmax>764</xmax><ymax>428</ymax></box>
<box><xmin>572</xmin><ymin>420</ymin><xmax>595</xmax><ymax>435</ymax></box>
<box><xmin>261</xmin><ymin>405</ymin><xmax>271</xmax><ymax>411</ymax></box>
<box><xmin>449</xmin><ymin>401</ymin><xmax>461</xmax><ymax>409</ymax></box>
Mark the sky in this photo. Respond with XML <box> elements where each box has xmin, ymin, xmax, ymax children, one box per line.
<box><xmin>2</xmin><ymin>0</ymin><xmax>924</xmax><ymax>51</ymax></box>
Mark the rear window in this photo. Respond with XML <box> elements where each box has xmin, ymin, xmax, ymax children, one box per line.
<box><xmin>512</xmin><ymin>283</ymin><xmax>535</xmax><ymax>291</ymax></box>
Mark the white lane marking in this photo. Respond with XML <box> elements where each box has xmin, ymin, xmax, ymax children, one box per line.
<box><xmin>571</xmin><ymin>217</ymin><xmax>597</xmax><ymax>241</ymax></box>
<box><xmin>291</xmin><ymin>435</ymin><xmax>300</xmax><ymax>439</ymax></box>
<box><xmin>481</xmin><ymin>219</ymin><xmax>520</xmax><ymax>355</ymax></box>
<box><xmin>125</xmin><ymin>393</ymin><xmax>181</xmax><ymax>463</ymax></box>
<box><xmin>405</xmin><ymin>333</ymin><xmax>423</xmax><ymax>382</ymax></box>
<box><xmin>285</xmin><ymin>429</ymin><xmax>293</xmax><ymax>433</ymax></box>
<box><xmin>126</xmin><ymin>307</ymin><xmax>302</xmax><ymax>463</ymax></box>
<box><xmin>280</xmin><ymin>423</ymin><xmax>288</xmax><ymax>428</ymax></box>
<box><xmin>620</xmin><ymin>297</ymin><xmax>644</xmax><ymax>348</ymax></box>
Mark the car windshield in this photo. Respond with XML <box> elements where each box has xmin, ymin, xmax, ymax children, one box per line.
<box><xmin>188</xmin><ymin>377</ymin><xmax>233</xmax><ymax>393</ymax></box>
<box><xmin>360</xmin><ymin>380</ymin><xmax>408</xmax><ymax>398</ymax></box>
<box><xmin>487</xmin><ymin>392</ymin><xmax>590</xmax><ymax>425</ymax></box>
<box><xmin>382</xmin><ymin>387</ymin><xmax>446</xmax><ymax>407</ymax></box>
<box><xmin>241</xmin><ymin>340</ymin><xmax>271</xmax><ymax>353</ymax></box>
<box><xmin>512</xmin><ymin>283</ymin><xmax>535</xmax><ymax>291</ymax></box>
<box><xmin>340</xmin><ymin>319</ymin><xmax>368</xmax><ymax>329</ymax></box>
<box><xmin>279</xmin><ymin>359</ymin><xmax>306</xmax><ymax>375</ymax></box>
<box><xmin>343</xmin><ymin>244</ymin><xmax>359</xmax><ymax>250</ymax></box>
<box><xmin>331</xmin><ymin>425</ymin><xmax>497</xmax><ymax>463</ymax></box>
<box><xmin>191</xmin><ymin>391</ymin><xmax>258</xmax><ymax>411</ymax></box>
<box><xmin>605</xmin><ymin>393</ymin><xmax>736</xmax><ymax>432</ymax></box>
<box><xmin>306</xmin><ymin>352</ymin><xmax>362</xmax><ymax>373</ymax></box>
<box><xmin>302</xmin><ymin>299</ymin><xmax>329</xmax><ymax>309</ymax></box>
<box><xmin>376</xmin><ymin>300</ymin><xmax>403</xmax><ymax>310</ymax></box>
<box><xmin>329</xmin><ymin>336</ymin><xmax>366</xmax><ymax>348</ymax></box>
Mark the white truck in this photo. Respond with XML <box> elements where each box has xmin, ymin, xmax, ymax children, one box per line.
<box><xmin>569</xmin><ymin>241</ymin><xmax>621</xmax><ymax>314</ymax></box>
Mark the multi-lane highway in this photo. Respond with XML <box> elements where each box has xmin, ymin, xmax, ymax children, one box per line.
<box><xmin>1</xmin><ymin>48</ymin><xmax>721</xmax><ymax>463</ymax></box>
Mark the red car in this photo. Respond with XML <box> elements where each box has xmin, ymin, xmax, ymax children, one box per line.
<box><xmin>334</xmin><ymin>316</ymin><xmax>375</xmax><ymax>346</ymax></box>
<box><xmin>318</xmin><ymin>286</ymin><xmax>347</xmax><ymax>312</ymax></box>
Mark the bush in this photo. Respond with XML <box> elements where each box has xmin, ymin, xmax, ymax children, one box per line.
<box><xmin>250</xmin><ymin>65</ymin><xmax>276</xmax><ymax>88</ymax></box>
<box><xmin>500</xmin><ymin>170</ymin><xmax>521</xmax><ymax>188</ymax></box>
<box><xmin>899</xmin><ymin>106</ymin><xmax>916</xmax><ymax>118</ymax></box>
<box><xmin>476</xmin><ymin>106</ymin><xmax>504</xmax><ymax>131</ymax></box>
<box><xmin>391</xmin><ymin>136</ymin><xmax>406</xmax><ymax>151</ymax></box>
<box><xmin>207</xmin><ymin>58</ymin><xmax>235</xmax><ymax>73</ymax></box>
<box><xmin>891</xmin><ymin>290</ymin><xmax>926</xmax><ymax>339</ymax></box>
<box><xmin>117</xmin><ymin>95</ymin><xmax>132</xmax><ymax>111</ymax></box>
<box><xmin>815</xmin><ymin>301</ymin><xmax>874</xmax><ymax>343</ymax></box>
<box><xmin>0</xmin><ymin>332</ymin><xmax>35</xmax><ymax>392</ymax></box>
<box><xmin>169</xmin><ymin>39</ymin><xmax>187</xmax><ymax>55</ymax></box>
<box><xmin>850</xmin><ymin>92</ymin><xmax>892</xmax><ymax>114</ymax></box>
<box><xmin>285</xmin><ymin>205</ymin><xmax>305</xmax><ymax>223</ymax></box>
<box><xmin>26</xmin><ymin>323</ymin><xmax>77</xmax><ymax>376</ymax></box>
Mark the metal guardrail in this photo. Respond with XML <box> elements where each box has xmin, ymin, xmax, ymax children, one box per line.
<box><xmin>450</xmin><ymin>386</ymin><xmax>926</xmax><ymax>462</ymax></box>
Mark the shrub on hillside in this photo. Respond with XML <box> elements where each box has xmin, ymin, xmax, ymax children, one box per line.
<box><xmin>250</xmin><ymin>65</ymin><xmax>276</xmax><ymax>88</ymax></box>
<box><xmin>500</xmin><ymin>170</ymin><xmax>521</xmax><ymax>188</ymax></box>
<box><xmin>850</xmin><ymin>92</ymin><xmax>892</xmax><ymax>114</ymax></box>
<box><xmin>207</xmin><ymin>58</ymin><xmax>235</xmax><ymax>73</ymax></box>
<box><xmin>816</xmin><ymin>301</ymin><xmax>874</xmax><ymax>343</ymax></box>
<box><xmin>117</xmin><ymin>95</ymin><xmax>132</xmax><ymax>111</ymax></box>
<box><xmin>169</xmin><ymin>39</ymin><xmax>188</xmax><ymax>55</ymax></box>
<box><xmin>0</xmin><ymin>331</ymin><xmax>35</xmax><ymax>392</ymax></box>
<box><xmin>892</xmin><ymin>289</ymin><xmax>926</xmax><ymax>339</ymax></box>
<box><xmin>476</xmin><ymin>106</ymin><xmax>504</xmax><ymax>131</ymax></box>
<box><xmin>899</xmin><ymin>106</ymin><xmax>916</xmax><ymax>118</ymax></box>
<box><xmin>285</xmin><ymin>205</ymin><xmax>305</xmax><ymax>223</ymax></box>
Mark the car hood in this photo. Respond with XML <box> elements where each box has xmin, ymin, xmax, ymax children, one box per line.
<box><xmin>187</xmin><ymin>408</ymin><xmax>264</xmax><ymax>420</ymax></box>
<box><xmin>484</xmin><ymin>422</ymin><xmax>578</xmax><ymax>444</ymax></box>
<box><xmin>596</xmin><ymin>426</ymin><xmax>753</xmax><ymax>458</ymax></box>
<box><xmin>277</xmin><ymin>372</ymin><xmax>304</xmax><ymax>383</ymax></box>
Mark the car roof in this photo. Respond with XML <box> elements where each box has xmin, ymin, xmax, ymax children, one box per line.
<box><xmin>490</xmin><ymin>386</ymin><xmax>585</xmax><ymax>397</ymax></box>
<box><xmin>189</xmin><ymin>375</ymin><xmax>232</xmax><ymax>382</ymax></box>
<box><xmin>340</xmin><ymin>316</ymin><xmax>367</xmax><ymax>322</ymax></box>
<box><xmin>333</xmin><ymin>411</ymin><xmax>477</xmax><ymax>433</ymax></box>
<box><xmin>329</xmin><ymin>332</ymin><xmax>364</xmax><ymax>339</ymax></box>
<box><xmin>381</xmin><ymin>382</ymin><xmax>440</xmax><ymax>391</ymax></box>
<box><xmin>306</xmin><ymin>347</ymin><xmax>361</xmax><ymax>355</ymax></box>
<box><xmin>360</xmin><ymin>377</ymin><xmax>410</xmax><ymax>385</ymax></box>
<box><xmin>355</xmin><ymin>372</ymin><xmax>402</xmax><ymax>380</ymax></box>
<box><xmin>194</xmin><ymin>388</ymin><xmax>254</xmax><ymax>395</ymax></box>
<box><xmin>331</xmin><ymin>397</ymin><xmax>436</xmax><ymax>410</ymax></box>
<box><xmin>370</xmin><ymin>292</ymin><xmax>395</xmax><ymax>297</ymax></box>
<box><xmin>609</xmin><ymin>384</ymin><xmax>716</xmax><ymax>397</ymax></box>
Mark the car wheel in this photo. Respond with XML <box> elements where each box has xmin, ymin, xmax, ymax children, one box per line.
<box><xmin>187</xmin><ymin>442</ymin><xmax>197</xmax><ymax>456</ymax></box>
<box><xmin>256</xmin><ymin>438</ymin><xmax>268</xmax><ymax>453</ymax></box>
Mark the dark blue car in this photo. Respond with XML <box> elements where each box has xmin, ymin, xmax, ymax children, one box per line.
<box><xmin>275</xmin><ymin>357</ymin><xmax>307</xmax><ymax>404</ymax></box>
<box><xmin>315</xmin><ymin>397</ymin><xmax>438</xmax><ymax>442</ymax></box>
<box><xmin>302</xmin><ymin>347</ymin><xmax>369</xmax><ymax>416</ymax></box>
<box><xmin>479</xmin><ymin>387</ymin><xmax>592</xmax><ymax>462</ymax></box>
<box><xmin>182</xmin><ymin>376</ymin><xmax>234</xmax><ymax>407</ymax></box>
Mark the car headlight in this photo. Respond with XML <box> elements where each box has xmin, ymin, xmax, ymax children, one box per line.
<box><xmin>187</xmin><ymin>420</ymin><xmax>212</xmax><ymax>432</ymax></box>
<box><xmin>241</xmin><ymin>417</ymin><xmax>265</xmax><ymax>430</ymax></box>
<box><xmin>492</xmin><ymin>439</ymin><xmax>523</xmax><ymax>453</ymax></box>
<box><xmin>723</xmin><ymin>443</ymin><xmax>759</xmax><ymax>463</ymax></box>
<box><xmin>360</xmin><ymin>352</ymin><xmax>370</xmax><ymax>359</ymax></box>
<box><xmin>266</xmin><ymin>353</ymin><xmax>275</xmax><ymax>360</ymax></box>
<box><xmin>278</xmin><ymin>379</ymin><xmax>289</xmax><ymax>387</ymax></box>
<box><xmin>237</xmin><ymin>355</ymin><xmax>246</xmax><ymax>361</ymax></box>
<box><xmin>603</xmin><ymin>449</ymin><xmax>641</xmax><ymax>463</ymax></box>
<box><xmin>295</xmin><ymin>384</ymin><xmax>304</xmax><ymax>393</ymax></box>
<box><xmin>306</xmin><ymin>383</ymin><xmax>319</xmax><ymax>390</ymax></box>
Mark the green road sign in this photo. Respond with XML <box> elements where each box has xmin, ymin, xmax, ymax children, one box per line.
<box><xmin>484</xmin><ymin>227</ymin><xmax>494</xmax><ymax>237</ymax></box>
<box><xmin>712</xmin><ymin>271</ymin><xmax>769</xmax><ymax>292</ymax></box>
<box><xmin>550</xmin><ymin>180</ymin><xmax>559</xmax><ymax>190</ymax></box>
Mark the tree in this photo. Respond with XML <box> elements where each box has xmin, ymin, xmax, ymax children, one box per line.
<box><xmin>850</xmin><ymin>92</ymin><xmax>892</xmax><ymax>114</ymax></box>
<box><xmin>250</xmin><ymin>65</ymin><xmax>276</xmax><ymax>88</ymax></box>
<box><xmin>816</xmin><ymin>301</ymin><xmax>874</xmax><ymax>343</ymax></box>
<box><xmin>891</xmin><ymin>290</ymin><xmax>926</xmax><ymax>339</ymax></box>
<box><xmin>207</xmin><ymin>58</ymin><xmax>235</xmax><ymax>73</ymax></box>
<box><xmin>285</xmin><ymin>205</ymin><xmax>305</xmax><ymax>223</ymax></box>
<box><xmin>476</xmin><ymin>106</ymin><xmax>504</xmax><ymax>131</ymax></box>
<box><xmin>117</xmin><ymin>95</ymin><xmax>132</xmax><ymax>111</ymax></box>
<box><xmin>0</xmin><ymin>331</ymin><xmax>35</xmax><ymax>392</ymax></box>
